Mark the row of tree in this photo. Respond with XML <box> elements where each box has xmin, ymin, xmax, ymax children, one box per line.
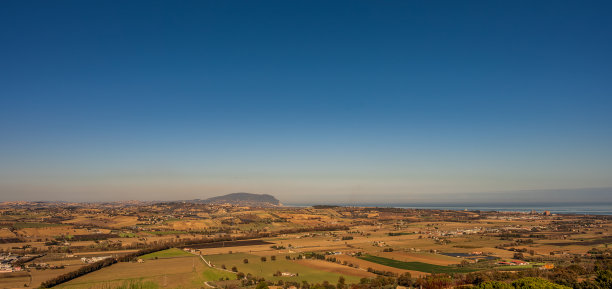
<box><xmin>39</xmin><ymin>257</ymin><xmax>117</xmax><ymax>288</ymax></box>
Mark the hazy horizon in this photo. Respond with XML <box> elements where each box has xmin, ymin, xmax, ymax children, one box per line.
<box><xmin>2</xmin><ymin>187</ymin><xmax>612</xmax><ymax>205</ymax></box>
<box><xmin>1</xmin><ymin>1</ymin><xmax>611</xmax><ymax>203</ymax></box>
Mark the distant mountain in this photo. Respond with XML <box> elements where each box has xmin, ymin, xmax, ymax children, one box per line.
<box><xmin>192</xmin><ymin>193</ymin><xmax>281</xmax><ymax>207</ymax></box>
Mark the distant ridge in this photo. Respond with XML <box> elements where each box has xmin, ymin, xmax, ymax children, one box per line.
<box><xmin>191</xmin><ymin>193</ymin><xmax>281</xmax><ymax>207</ymax></box>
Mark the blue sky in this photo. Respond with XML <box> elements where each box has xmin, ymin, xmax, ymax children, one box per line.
<box><xmin>1</xmin><ymin>1</ymin><xmax>611</xmax><ymax>203</ymax></box>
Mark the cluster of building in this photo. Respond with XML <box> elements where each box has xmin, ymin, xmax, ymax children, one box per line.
<box><xmin>80</xmin><ymin>255</ymin><xmax>112</xmax><ymax>263</ymax></box>
<box><xmin>0</xmin><ymin>254</ymin><xmax>22</xmax><ymax>273</ymax></box>
<box><xmin>497</xmin><ymin>260</ymin><xmax>529</xmax><ymax>266</ymax></box>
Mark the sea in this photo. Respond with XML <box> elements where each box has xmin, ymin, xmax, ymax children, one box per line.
<box><xmin>286</xmin><ymin>203</ymin><xmax>612</xmax><ymax>215</ymax></box>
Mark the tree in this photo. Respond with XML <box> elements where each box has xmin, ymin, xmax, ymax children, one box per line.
<box><xmin>243</xmin><ymin>258</ymin><xmax>249</xmax><ymax>264</ymax></box>
<box><xmin>231</xmin><ymin>266</ymin><xmax>238</xmax><ymax>272</ymax></box>
<box><xmin>270</xmin><ymin>255</ymin><xmax>276</xmax><ymax>261</ymax></box>
<box><xmin>475</xmin><ymin>281</ymin><xmax>513</xmax><ymax>289</ymax></box>
<box><xmin>255</xmin><ymin>281</ymin><xmax>269</xmax><ymax>289</ymax></box>
<box><xmin>418</xmin><ymin>274</ymin><xmax>453</xmax><ymax>289</ymax></box>
<box><xmin>261</xmin><ymin>256</ymin><xmax>267</xmax><ymax>262</ymax></box>
<box><xmin>512</xmin><ymin>277</ymin><xmax>571</xmax><ymax>289</ymax></box>
<box><xmin>337</xmin><ymin>276</ymin><xmax>346</xmax><ymax>289</ymax></box>
<box><xmin>236</xmin><ymin>272</ymin><xmax>245</xmax><ymax>279</ymax></box>
<box><xmin>595</xmin><ymin>270</ymin><xmax>612</xmax><ymax>289</ymax></box>
<box><xmin>398</xmin><ymin>272</ymin><xmax>412</xmax><ymax>287</ymax></box>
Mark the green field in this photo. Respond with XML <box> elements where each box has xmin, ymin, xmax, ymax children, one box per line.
<box><xmin>205</xmin><ymin>252</ymin><xmax>362</xmax><ymax>284</ymax></box>
<box><xmin>199</xmin><ymin>267</ymin><xmax>237</xmax><ymax>282</ymax></box>
<box><xmin>55</xmin><ymin>255</ymin><xmax>234</xmax><ymax>289</ymax></box>
<box><xmin>359</xmin><ymin>255</ymin><xmax>477</xmax><ymax>274</ymax></box>
<box><xmin>140</xmin><ymin>248</ymin><xmax>193</xmax><ymax>260</ymax></box>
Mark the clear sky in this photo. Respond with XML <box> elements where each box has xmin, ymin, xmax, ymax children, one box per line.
<box><xmin>1</xmin><ymin>1</ymin><xmax>611</xmax><ymax>203</ymax></box>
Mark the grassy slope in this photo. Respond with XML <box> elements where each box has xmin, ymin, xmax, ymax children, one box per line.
<box><xmin>54</xmin><ymin>255</ymin><xmax>234</xmax><ymax>289</ymax></box>
<box><xmin>198</xmin><ymin>267</ymin><xmax>236</xmax><ymax>282</ymax></box>
<box><xmin>140</xmin><ymin>248</ymin><xmax>193</xmax><ymax>260</ymax></box>
<box><xmin>358</xmin><ymin>255</ymin><xmax>477</xmax><ymax>274</ymax></box>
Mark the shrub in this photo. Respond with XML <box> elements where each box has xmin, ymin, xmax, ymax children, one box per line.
<box><xmin>512</xmin><ymin>277</ymin><xmax>571</xmax><ymax>289</ymax></box>
<box><xmin>476</xmin><ymin>281</ymin><xmax>513</xmax><ymax>289</ymax></box>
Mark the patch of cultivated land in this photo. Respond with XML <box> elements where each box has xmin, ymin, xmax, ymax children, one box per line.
<box><xmin>140</xmin><ymin>248</ymin><xmax>193</xmax><ymax>260</ymax></box>
<box><xmin>377</xmin><ymin>251</ymin><xmax>462</xmax><ymax>266</ymax></box>
<box><xmin>187</xmin><ymin>239</ymin><xmax>273</xmax><ymax>249</ymax></box>
<box><xmin>0</xmin><ymin>265</ymin><xmax>84</xmax><ymax>289</ymax></box>
<box><xmin>358</xmin><ymin>255</ymin><xmax>477</xmax><ymax>274</ymax></box>
<box><xmin>204</xmin><ymin>252</ymin><xmax>363</xmax><ymax>284</ymax></box>
<box><xmin>0</xmin><ymin>272</ymin><xmax>30</xmax><ymax>288</ymax></box>
<box><xmin>296</xmin><ymin>259</ymin><xmax>376</xmax><ymax>278</ymax></box>
<box><xmin>16</xmin><ymin>226</ymin><xmax>83</xmax><ymax>240</ymax></box>
<box><xmin>332</xmin><ymin>255</ymin><xmax>428</xmax><ymax>278</ymax></box>
<box><xmin>62</xmin><ymin>216</ymin><xmax>139</xmax><ymax>229</ymax></box>
<box><xmin>55</xmin><ymin>255</ymin><xmax>233</xmax><ymax>289</ymax></box>
<box><xmin>12</xmin><ymin>222</ymin><xmax>65</xmax><ymax>229</ymax></box>
<box><xmin>166</xmin><ymin>219</ymin><xmax>219</xmax><ymax>230</ymax></box>
<box><xmin>30</xmin><ymin>265</ymin><xmax>85</xmax><ymax>288</ymax></box>
<box><xmin>0</xmin><ymin>228</ymin><xmax>17</xmax><ymax>238</ymax></box>
<box><xmin>73</xmin><ymin>249</ymin><xmax>139</xmax><ymax>256</ymax></box>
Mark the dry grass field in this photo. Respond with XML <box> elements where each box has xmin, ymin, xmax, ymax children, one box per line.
<box><xmin>0</xmin><ymin>272</ymin><xmax>30</xmax><ymax>289</ymax></box>
<box><xmin>0</xmin><ymin>228</ymin><xmax>16</xmax><ymax>238</ymax></box>
<box><xmin>62</xmin><ymin>215</ymin><xmax>138</xmax><ymax>229</ymax></box>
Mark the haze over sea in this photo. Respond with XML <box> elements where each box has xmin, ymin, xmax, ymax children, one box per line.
<box><xmin>287</xmin><ymin>203</ymin><xmax>612</xmax><ymax>215</ymax></box>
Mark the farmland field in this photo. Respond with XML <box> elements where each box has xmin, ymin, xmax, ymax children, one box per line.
<box><xmin>11</xmin><ymin>222</ymin><xmax>66</xmax><ymax>229</ymax></box>
<box><xmin>55</xmin><ymin>255</ymin><xmax>234</xmax><ymax>289</ymax></box>
<box><xmin>186</xmin><ymin>239</ymin><xmax>273</xmax><ymax>249</ymax></box>
<box><xmin>140</xmin><ymin>248</ymin><xmax>193</xmax><ymax>260</ymax></box>
<box><xmin>332</xmin><ymin>254</ymin><xmax>428</xmax><ymax>277</ymax></box>
<box><xmin>358</xmin><ymin>255</ymin><xmax>477</xmax><ymax>274</ymax></box>
<box><xmin>0</xmin><ymin>271</ymin><xmax>30</xmax><ymax>288</ymax></box>
<box><xmin>378</xmin><ymin>251</ymin><xmax>462</xmax><ymax>266</ymax></box>
<box><xmin>204</xmin><ymin>252</ymin><xmax>363</xmax><ymax>284</ymax></box>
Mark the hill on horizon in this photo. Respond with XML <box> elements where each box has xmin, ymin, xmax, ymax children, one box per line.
<box><xmin>191</xmin><ymin>193</ymin><xmax>281</xmax><ymax>207</ymax></box>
